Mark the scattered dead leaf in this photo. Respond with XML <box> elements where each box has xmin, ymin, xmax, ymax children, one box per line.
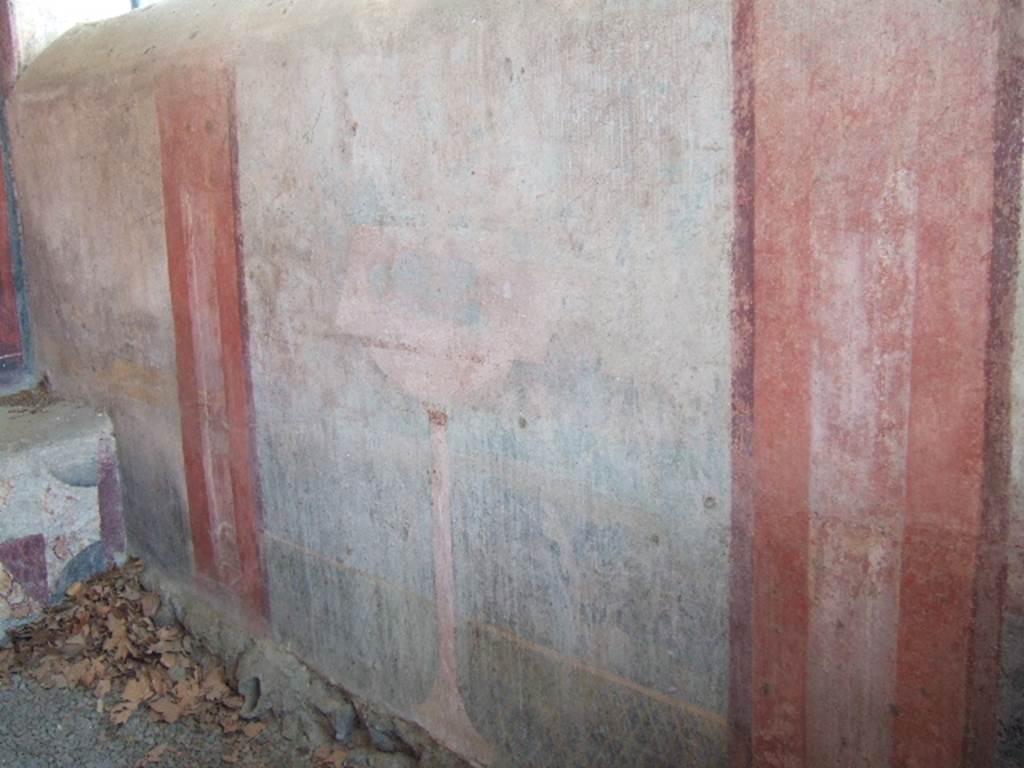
<box><xmin>159</xmin><ymin>653</ymin><xmax>187</xmax><ymax>669</ymax></box>
<box><xmin>0</xmin><ymin>649</ymin><xmax>13</xmax><ymax>682</ymax></box>
<box><xmin>3</xmin><ymin>558</ymin><xmax>274</xmax><ymax>743</ymax></box>
<box><xmin>222</xmin><ymin>744</ymin><xmax>241</xmax><ymax>765</ymax></box>
<box><xmin>313</xmin><ymin>746</ymin><xmax>349</xmax><ymax>768</ymax></box>
<box><xmin>135</xmin><ymin>744</ymin><xmax>170</xmax><ymax>767</ymax></box>
<box><xmin>110</xmin><ymin>699</ymin><xmax>140</xmax><ymax>726</ymax></box>
<box><xmin>202</xmin><ymin>665</ymin><xmax>230</xmax><ymax>701</ymax></box>
<box><xmin>124</xmin><ymin>674</ymin><xmax>153</xmax><ymax>704</ymax></box>
<box><xmin>242</xmin><ymin>721</ymin><xmax>265</xmax><ymax>739</ymax></box>
<box><xmin>149</xmin><ymin>696</ymin><xmax>183</xmax><ymax>724</ymax></box>
<box><xmin>174</xmin><ymin>678</ymin><xmax>201</xmax><ymax>711</ymax></box>
<box><xmin>65</xmin><ymin>659</ymin><xmax>94</xmax><ymax>687</ymax></box>
<box><xmin>140</xmin><ymin>593</ymin><xmax>160</xmax><ymax>618</ymax></box>
<box><xmin>220</xmin><ymin>713</ymin><xmax>241</xmax><ymax>734</ymax></box>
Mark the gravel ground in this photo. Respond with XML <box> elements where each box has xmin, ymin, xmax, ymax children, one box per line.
<box><xmin>0</xmin><ymin>558</ymin><xmax>426</xmax><ymax>768</ymax></box>
<box><xmin>0</xmin><ymin>672</ymin><xmax>312</xmax><ymax>768</ymax></box>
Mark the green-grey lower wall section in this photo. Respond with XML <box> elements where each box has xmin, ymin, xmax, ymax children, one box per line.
<box><xmin>1001</xmin><ymin>616</ymin><xmax>1024</xmax><ymax>764</ymax></box>
<box><xmin>235</xmin><ymin>3</ymin><xmax>733</xmax><ymax>765</ymax></box>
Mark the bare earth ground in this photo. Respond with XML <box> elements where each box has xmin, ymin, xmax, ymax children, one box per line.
<box><xmin>0</xmin><ymin>672</ymin><xmax>311</xmax><ymax>767</ymax></box>
<box><xmin>0</xmin><ymin>560</ymin><xmax>407</xmax><ymax>768</ymax></box>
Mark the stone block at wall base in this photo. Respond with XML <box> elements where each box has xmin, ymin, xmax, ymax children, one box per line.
<box><xmin>140</xmin><ymin>567</ymin><xmax>475</xmax><ymax>768</ymax></box>
<box><xmin>0</xmin><ymin>396</ymin><xmax>125</xmax><ymax>637</ymax></box>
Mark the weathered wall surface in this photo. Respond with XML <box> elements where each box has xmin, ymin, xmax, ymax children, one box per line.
<box><xmin>9</xmin><ymin>2</ymin><xmax>733</xmax><ymax>765</ymax></box>
<box><xmin>5</xmin><ymin>1</ymin><xmax>1023</xmax><ymax>766</ymax></box>
<box><xmin>238</xmin><ymin>7</ymin><xmax>733</xmax><ymax>766</ymax></box>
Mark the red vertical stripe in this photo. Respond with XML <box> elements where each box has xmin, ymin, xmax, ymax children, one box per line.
<box><xmin>157</xmin><ymin>66</ymin><xmax>267</xmax><ymax>625</ymax></box>
<box><xmin>745</xmin><ymin>0</ymin><xmax>815</xmax><ymax>765</ymax></box>
<box><xmin>893</xmin><ymin>6</ymin><xmax>1001</xmax><ymax>766</ymax></box>
<box><xmin>736</xmin><ymin>2</ymin><xmax>1011</xmax><ymax>766</ymax></box>
<box><xmin>749</xmin><ymin>1</ymin><xmax>814</xmax><ymax>762</ymax></box>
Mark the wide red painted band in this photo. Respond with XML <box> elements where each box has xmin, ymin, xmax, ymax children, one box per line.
<box><xmin>731</xmin><ymin>2</ymin><xmax>1016</xmax><ymax>766</ymax></box>
<box><xmin>157</xmin><ymin>66</ymin><xmax>267</xmax><ymax>626</ymax></box>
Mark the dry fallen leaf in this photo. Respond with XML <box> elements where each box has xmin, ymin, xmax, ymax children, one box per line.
<box><xmin>124</xmin><ymin>674</ymin><xmax>153</xmax><ymax>703</ymax></box>
<box><xmin>201</xmin><ymin>665</ymin><xmax>230</xmax><ymax>701</ymax></box>
<box><xmin>174</xmin><ymin>679</ymin><xmax>201</xmax><ymax>710</ymax></box>
<box><xmin>106</xmin><ymin>615</ymin><xmax>128</xmax><ymax>641</ymax></box>
<box><xmin>110</xmin><ymin>700</ymin><xmax>139</xmax><ymax>726</ymax></box>
<box><xmin>241</xmin><ymin>721</ymin><xmax>265</xmax><ymax>739</ymax></box>
<box><xmin>147</xmin><ymin>667</ymin><xmax>168</xmax><ymax>696</ymax></box>
<box><xmin>141</xmin><ymin>593</ymin><xmax>161</xmax><ymax>618</ymax></box>
<box><xmin>5</xmin><ymin>558</ymin><xmax>282</xmax><ymax>751</ymax></box>
<box><xmin>64</xmin><ymin>659</ymin><xmax>94</xmax><ymax>687</ymax></box>
<box><xmin>149</xmin><ymin>697</ymin><xmax>183</xmax><ymax>724</ymax></box>
<box><xmin>135</xmin><ymin>744</ymin><xmax>170</xmax><ymax>767</ymax></box>
<box><xmin>313</xmin><ymin>746</ymin><xmax>349</xmax><ymax>768</ymax></box>
<box><xmin>159</xmin><ymin>653</ymin><xmax>187</xmax><ymax>669</ymax></box>
<box><xmin>220</xmin><ymin>713</ymin><xmax>241</xmax><ymax>734</ymax></box>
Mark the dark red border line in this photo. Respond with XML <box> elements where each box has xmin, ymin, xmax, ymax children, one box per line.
<box><xmin>0</xmin><ymin>134</ymin><xmax>20</xmax><ymax>369</ymax></box>
<box><xmin>964</xmin><ymin>1</ymin><xmax>1023</xmax><ymax>764</ymax></box>
<box><xmin>728</xmin><ymin>0</ymin><xmax>755</xmax><ymax>765</ymax></box>
<box><xmin>222</xmin><ymin>73</ymin><xmax>268</xmax><ymax>623</ymax></box>
<box><xmin>892</xmin><ymin>8</ymin><xmax>1005</xmax><ymax>766</ymax></box>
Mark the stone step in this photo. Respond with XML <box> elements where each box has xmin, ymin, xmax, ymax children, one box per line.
<box><xmin>0</xmin><ymin>393</ymin><xmax>125</xmax><ymax>635</ymax></box>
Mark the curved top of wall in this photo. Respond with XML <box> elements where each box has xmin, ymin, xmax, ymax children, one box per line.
<box><xmin>13</xmin><ymin>0</ymin><xmax>436</xmax><ymax>96</ymax></box>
